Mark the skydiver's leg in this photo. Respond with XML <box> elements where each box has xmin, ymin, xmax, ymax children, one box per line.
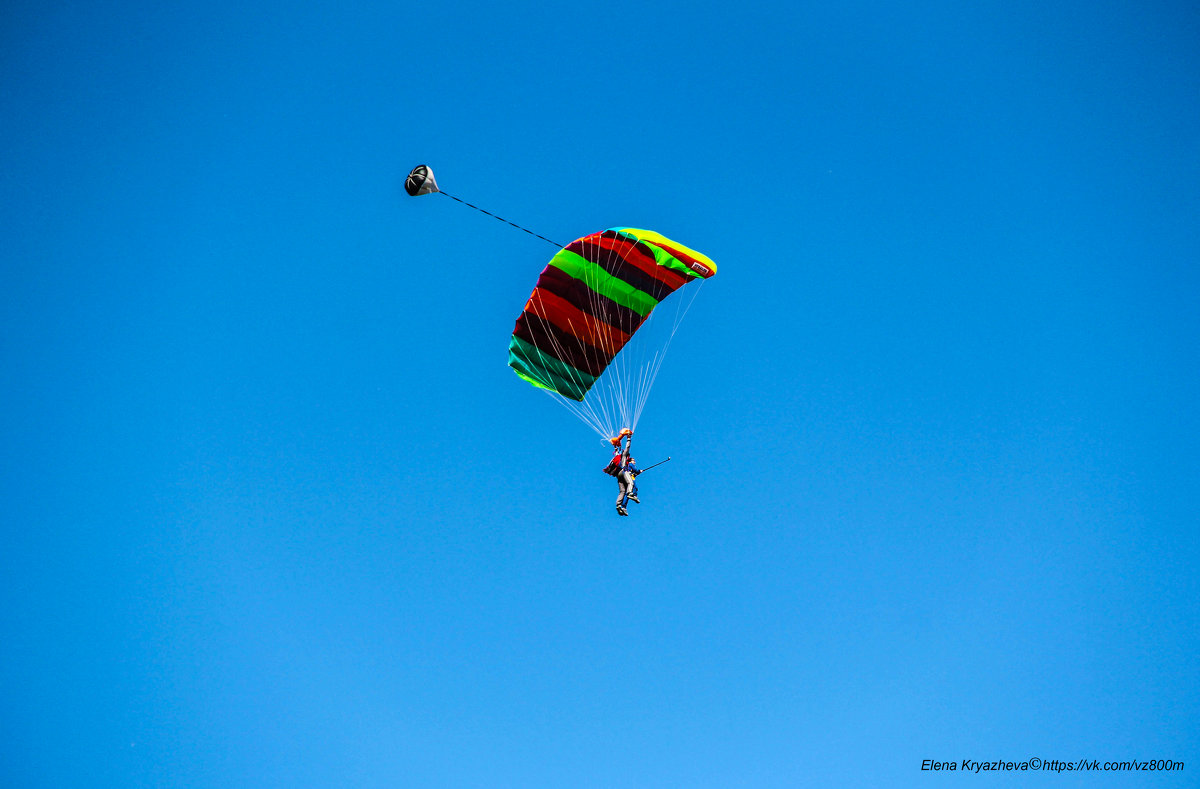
<box><xmin>616</xmin><ymin>472</ymin><xmax>632</xmax><ymax>511</ymax></box>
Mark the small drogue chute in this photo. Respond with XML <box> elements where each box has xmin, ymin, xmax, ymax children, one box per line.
<box><xmin>405</xmin><ymin>164</ymin><xmax>439</xmax><ymax>196</ymax></box>
<box><xmin>405</xmin><ymin>164</ymin><xmax>562</xmax><ymax>248</ymax></box>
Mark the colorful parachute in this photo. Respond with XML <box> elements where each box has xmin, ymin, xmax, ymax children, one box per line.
<box><xmin>508</xmin><ymin>228</ymin><xmax>715</xmax><ymax>435</ymax></box>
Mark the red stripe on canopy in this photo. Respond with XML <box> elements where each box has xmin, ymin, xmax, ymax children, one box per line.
<box><xmin>525</xmin><ymin>287</ymin><xmax>637</xmax><ymax>356</ymax></box>
<box><xmin>579</xmin><ymin>233</ymin><xmax>692</xmax><ymax>292</ymax></box>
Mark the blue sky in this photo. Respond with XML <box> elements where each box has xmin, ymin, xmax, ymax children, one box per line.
<box><xmin>2</xmin><ymin>0</ymin><xmax>1198</xmax><ymax>786</ymax></box>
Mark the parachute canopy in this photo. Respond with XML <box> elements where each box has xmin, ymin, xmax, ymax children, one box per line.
<box><xmin>508</xmin><ymin>228</ymin><xmax>716</xmax><ymax>406</ymax></box>
<box><xmin>405</xmin><ymin>165</ymin><xmax>438</xmax><ymax>196</ymax></box>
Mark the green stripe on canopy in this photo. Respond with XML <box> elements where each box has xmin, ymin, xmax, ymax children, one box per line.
<box><xmin>547</xmin><ymin>249</ymin><xmax>659</xmax><ymax>317</ymax></box>
<box><xmin>508</xmin><ymin>336</ymin><xmax>595</xmax><ymax>401</ymax></box>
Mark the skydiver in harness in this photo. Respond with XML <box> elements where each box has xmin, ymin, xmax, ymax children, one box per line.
<box><xmin>604</xmin><ymin>429</ymin><xmax>641</xmax><ymax>516</ymax></box>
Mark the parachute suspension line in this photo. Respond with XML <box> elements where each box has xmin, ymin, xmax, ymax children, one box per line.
<box><xmin>600</xmin><ymin>234</ymin><xmax>635</xmax><ymax>433</ymax></box>
<box><xmin>515</xmin><ymin>239</ymin><xmax>610</xmax><ymax>436</ymax></box>
<box><xmin>517</xmin><ymin>232</ymin><xmax>628</xmax><ymax>438</ymax></box>
<box><xmin>579</xmin><ymin>235</ymin><xmax>611</xmax><ymax>433</ymax></box>
<box><xmin>626</xmin><ymin>251</ymin><xmax>662</xmax><ymax>432</ymax></box>
<box><xmin>580</xmin><ymin>243</ymin><xmax>606</xmax><ymax>434</ymax></box>
<box><xmin>632</xmin><ymin>279</ymin><xmax>704</xmax><ymax>428</ymax></box>
<box><xmin>526</xmin><ymin>284</ymin><xmax>612</xmax><ymax>437</ymax></box>
<box><xmin>570</xmin><ymin>229</ymin><xmax>700</xmax><ymax>437</ymax></box>
<box><xmin>543</xmin><ymin>390</ymin><xmax>609</xmax><ymax>439</ymax></box>
<box><xmin>631</xmin><ymin>348</ymin><xmax>660</xmax><ymax>431</ymax></box>
<box><xmin>623</xmin><ymin>240</ymin><xmax>642</xmax><ymax>429</ymax></box>
<box><xmin>524</xmin><ymin>299</ymin><xmax>609</xmax><ymax>436</ymax></box>
<box><xmin>594</xmin><ymin>236</ymin><xmax>622</xmax><ymax>431</ymax></box>
<box><xmin>436</xmin><ymin>192</ymin><xmax>564</xmax><ymax>249</ymax></box>
<box><xmin>612</xmin><ymin>230</ymin><xmax>666</xmax><ymax>434</ymax></box>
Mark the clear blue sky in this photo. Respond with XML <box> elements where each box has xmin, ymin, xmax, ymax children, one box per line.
<box><xmin>3</xmin><ymin>0</ymin><xmax>1198</xmax><ymax>786</ymax></box>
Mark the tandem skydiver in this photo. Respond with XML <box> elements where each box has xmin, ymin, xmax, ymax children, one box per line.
<box><xmin>603</xmin><ymin>428</ymin><xmax>641</xmax><ymax>516</ymax></box>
